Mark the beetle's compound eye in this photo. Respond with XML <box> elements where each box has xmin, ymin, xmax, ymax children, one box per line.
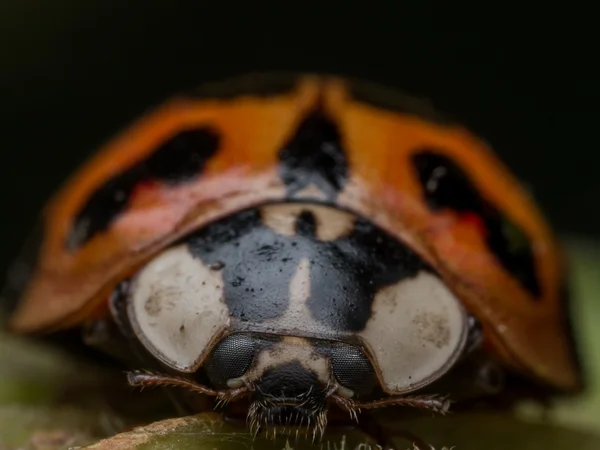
<box><xmin>204</xmin><ymin>334</ymin><xmax>256</xmax><ymax>388</ymax></box>
<box><xmin>330</xmin><ymin>344</ymin><xmax>377</xmax><ymax>398</ymax></box>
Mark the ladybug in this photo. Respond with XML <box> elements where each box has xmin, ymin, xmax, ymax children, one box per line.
<box><xmin>2</xmin><ymin>74</ymin><xmax>582</xmax><ymax>442</ymax></box>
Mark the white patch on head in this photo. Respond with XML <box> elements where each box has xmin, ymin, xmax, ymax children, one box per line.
<box><xmin>359</xmin><ymin>271</ymin><xmax>468</xmax><ymax>394</ymax></box>
<box><xmin>245</xmin><ymin>336</ymin><xmax>331</xmax><ymax>384</ymax></box>
<box><xmin>127</xmin><ymin>245</ymin><xmax>230</xmax><ymax>372</ymax></box>
<box><xmin>260</xmin><ymin>203</ymin><xmax>355</xmax><ymax>241</ymax></box>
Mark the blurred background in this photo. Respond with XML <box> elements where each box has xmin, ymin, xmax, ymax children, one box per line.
<box><xmin>1</xmin><ymin>3</ymin><xmax>599</xmax><ymax>448</ymax></box>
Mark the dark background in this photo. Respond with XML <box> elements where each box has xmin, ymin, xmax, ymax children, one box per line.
<box><xmin>0</xmin><ymin>3</ymin><xmax>598</xmax><ymax>277</ymax></box>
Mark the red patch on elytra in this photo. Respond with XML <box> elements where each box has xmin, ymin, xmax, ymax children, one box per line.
<box><xmin>459</xmin><ymin>211</ymin><xmax>487</xmax><ymax>237</ymax></box>
<box><xmin>129</xmin><ymin>179</ymin><xmax>161</xmax><ymax>203</ymax></box>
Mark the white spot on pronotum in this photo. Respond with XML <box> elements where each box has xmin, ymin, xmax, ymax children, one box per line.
<box><xmin>127</xmin><ymin>245</ymin><xmax>230</xmax><ymax>372</ymax></box>
<box><xmin>260</xmin><ymin>203</ymin><xmax>355</xmax><ymax>241</ymax></box>
<box><xmin>359</xmin><ymin>271</ymin><xmax>467</xmax><ymax>394</ymax></box>
<box><xmin>254</xmin><ymin>256</ymin><xmax>335</xmax><ymax>337</ymax></box>
<box><xmin>290</xmin><ymin>257</ymin><xmax>311</xmax><ymax>304</ymax></box>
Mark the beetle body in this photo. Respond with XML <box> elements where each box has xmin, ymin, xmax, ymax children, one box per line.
<box><xmin>2</xmin><ymin>74</ymin><xmax>582</xmax><ymax>437</ymax></box>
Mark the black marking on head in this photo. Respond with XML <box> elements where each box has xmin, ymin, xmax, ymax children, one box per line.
<box><xmin>1</xmin><ymin>221</ymin><xmax>44</xmax><ymax>318</ymax></box>
<box><xmin>66</xmin><ymin>127</ymin><xmax>220</xmax><ymax>250</ymax></box>
<box><xmin>185</xmin><ymin>204</ymin><xmax>428</xmax><ymax>332</ymax></box>
<box><xmin>248</xmin><ymin>361</ymin><xmax>327</xmax><ymax>435</ymax></box>
<box><xmin>278</xmin><ymin>110</ymin><xmax>348</xmax><ymax>200</ymax></box>
<box><xmin>189</xmin><ymin>73</ymin><xmax>300</xmax><ymax>100</ymax></box>
<box><xmin>255</xmin><ymin>361</ymin><xmax>322</xmax><ymax>401</ymax></box>
<box><xmin>250</xmin><ymin>361</ymin><xmax>328</xmax><ymax>430</ymax></box>
<box><xmin>348</xmin><ymin>79</ymin><xmax>451</xmax><ymax>125</ymax></box>
<box><xmin>412</xmin><ymin>150</ymin><xmax>541</xmax><ymax>298</ymax></box>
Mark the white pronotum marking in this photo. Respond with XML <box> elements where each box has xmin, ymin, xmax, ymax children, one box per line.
<box><xmin>260</xmin><ymin>203</ymin><xmax>355</xmax><ymax>241</ymax></box>
<box><xmin>127</xmin><ymin>244</ymin><xmax>230</xmax><ymax>372</ymax></box>
<box><xmin>359</xmin><ymin>271</ymin><xmax>468</xmax><ymax>394</ymax></box>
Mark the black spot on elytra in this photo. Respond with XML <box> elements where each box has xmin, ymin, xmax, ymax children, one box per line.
<box><xmin>189</xmin><ymin>73</ymin><xmax>300</xmax><ymax>100</ymax></box>
<box><xmin>185</xmin><ymin>204</ymin><xmax>428</xmax><ymax>332</ymax></box>
<box><xmin>412</xmin><ymin>151</ymin><xmax>541</xmax><ymax>298</ymax></box>
<box><xmin>278</xmin><ymin>110</ymin><xmax>348</xmax><ymax>200</ymax></box>
<box><xmin>66</xmin><ymin>127</ymin><xmax>220</xmax><ymax>250</ymax></box>
<box><xmin>1</xmin><ymin>221</ymin><xmax>44</xmax><ymax>318</ymax></box>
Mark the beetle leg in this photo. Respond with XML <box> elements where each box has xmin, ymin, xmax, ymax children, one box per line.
<box><xmin>330</xmin><ymin>393</ymin><xmax>451</xmax><ymax>415</ymax></box>
<box><xmin>126</xmin><ymin>370</ymin><xmax>249</xmax><ymax>405</ymax></box>
<box><xmin>357</xmin><ymin>394</ymin><xmax>451</xmax><ymax>414</ymax></box>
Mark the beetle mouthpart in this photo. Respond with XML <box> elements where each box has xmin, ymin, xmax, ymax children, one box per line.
<box><xmin>126</xmin><ymin>370</ymin><xmax>249</xmax><ymax>406</ymax></box>
<box><xmin>247</xmin><ymin>400</ymin><xmax>329</xmax><ymax>442</ymax></box>
<box><xmin>330</xmin><ymin>392</ymin><xmax>452</xmax><ymax>420</ymax></box>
